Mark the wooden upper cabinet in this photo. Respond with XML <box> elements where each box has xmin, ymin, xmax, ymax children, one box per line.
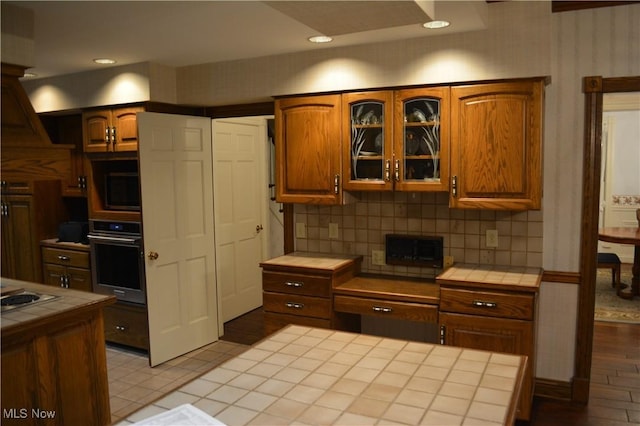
<box><xmin>342</xmin><ymin>87</ymin><xmax>450</xmax><ymax>193</ymax></box>
<box><xmin>394</xmin><ymin>87</ymin><xmax>450</xmax><ymax>192</ymax></box>
<box><xmin>342</xmin><ymin>91</ymin><xmax>394</xmax><ymax>191</ymax></box>
<box><xmin>450</xmin><ymin>79</ymin><xmax>544</xmax><ymax>209</ymax></box>
<box><xmin>82</xmin><ymin>106</ymin><xmax>143</xmax><ymax>153</ymax></box>
<box><xmin>275</xmin><ymin>95</ymin><xmax>343</xmax><ymax>204</ymax></box>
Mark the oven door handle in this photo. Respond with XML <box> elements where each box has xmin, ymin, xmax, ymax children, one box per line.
<box><xmin>87</xmin><ymin>234</ymin><xmax>140</xmax><ymax>245</ymax></box>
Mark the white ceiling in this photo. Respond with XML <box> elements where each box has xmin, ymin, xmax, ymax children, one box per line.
<box><xmin>7</xmin><ymin>1</ymin><xmax>489</xmax><ymax>80</ymax></box>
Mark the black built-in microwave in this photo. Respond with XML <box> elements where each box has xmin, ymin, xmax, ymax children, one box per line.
<box><xmin>104</xmin><ymin>172</ymin><xmax>141</xmax><ymax>211</ymax></box>
<box><xmin>385</xmin><ymin>234</ymin><xmax>444</xmax><ymax>268</ymax></box>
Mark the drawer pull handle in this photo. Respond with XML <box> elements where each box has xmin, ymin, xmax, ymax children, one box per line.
<box><xmin>285</xmin><ymin>302</ymin><xmax>304</xmax><ymax>309</ymax></box>
<box><xmin>115</xmin><ymin>325</ymin><xmax>127</xmax><ymax>332</ymax></box>
<box><xmin>372</xmin><ymin>306</ymin><xmax>393</xmax><ymax>313</ymax></box>
<box><xmin>472</xmin><ymin>300</ymin><xmax>497</xmax><ymax>308</ymax></box>
<box><xmin>285</xmin><ymin>281</ymin><xmax>304</xmax><ymax>288</ymax></box>
<box><xmin>58</xmin><ymin>255</ymin><xmax>71</xmax><ymax>261</ymax></box>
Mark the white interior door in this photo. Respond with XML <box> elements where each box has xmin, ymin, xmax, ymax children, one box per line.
<box><xmin>138</xmin><ymin>112</ymin><xmax>218</xmax><ymax>366</ymax></box>
<box><xmin>212</xmin><ymin>117</ymin><xmax>267</xmax><ymax>323</ymax></box>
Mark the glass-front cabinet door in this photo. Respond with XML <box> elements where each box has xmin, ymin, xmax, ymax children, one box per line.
<box><xmin>342</xmin><ymin>91</ymin><xmax>393</xmax><ymax>191</ymax></box>
<box><xmin>393</xmin><ymin>87</ymin><xmax>450</xmax><ymax>192</ymax></box>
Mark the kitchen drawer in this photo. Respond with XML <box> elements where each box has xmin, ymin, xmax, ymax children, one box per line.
<box><xmin>440</xmin><ymin>287</ymin><xmax>534</xmax><ymax>320</ymax></box>
<box><xmin>42</xmin><ymin>247</ymin><xmax>90</xmax><ymax>268</ymax></box>
<box><xmin>263</xmin><ymin>291</ymin><xmax>332</xmax><ymax>319</ymax></box>
<box><xmin>264</xmin><ymin>312</ymin><xmax>331</xmax><ymax>335</ymax></box>
<box><xmin>334</xmin><ymin>295</ymin><xmax>438</xmax><ymax>323</ymax></box>
<box><xmin>263</xmin><ymin>271</ymin><xmax>331</xmax><ymax>297</ymax></box>
<box><xmin>103</xmin><ymin>303</ymin><xmax>149</xmax><ymax>350</ymax></box>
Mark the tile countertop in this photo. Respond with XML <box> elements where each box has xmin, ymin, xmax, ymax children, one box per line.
<box><xmin>0</xmin><ymin>277</ymin><xmax>116</xmax><ymax>332</ymax></box>
<box><xmin>40</xmin><ymin>238</ymin><xmax>90</xmax><ymax>251</ymax></box>
<box><xmin>260</xmin><ymin>252</ymin><xmax>362</xmax><ymax>274</ymax></box>
<box><xmin>437</xmin><ymin>264</ymin><xmax>543</xmax><ymax>293</ymax></box>
<box><xmin>121</xmin><ymin>325</ymin><xmax>526</xmax><ymax>426</ymax></box>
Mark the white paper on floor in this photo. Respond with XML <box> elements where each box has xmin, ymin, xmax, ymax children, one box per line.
<box><xmin>132</xmin><ymin>404</ymin><xmax>226</xmax><ymax>426</ymax></box>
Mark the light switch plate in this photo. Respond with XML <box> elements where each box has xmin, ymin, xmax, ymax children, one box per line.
<box><xmin>486</xmin><ymin>229</ymin><xmax>498</xmax><ymax>248</ymax></box>
<box><xmin>295</xmin><ymin>223</ymin><xmax>307</xmax><ymax>238</ymax></box>
<box><xmin>329</xmin><ymin>223</ymin><xmax>339</xmax><ymax>239</ymax></box>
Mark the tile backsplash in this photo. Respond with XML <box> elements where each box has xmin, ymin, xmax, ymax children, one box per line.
<box><xmin>294</xmin><ymin>192</ymin><xmax>543</xmax><ymax>279</ymax></box>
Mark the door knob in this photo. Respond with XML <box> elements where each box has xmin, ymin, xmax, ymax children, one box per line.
<box><xmin>256</xmin><ymin>225</ymin><xmax>263</xmax><ymax>233</ymax></box>
<box><xmin>148</xmin><ymin>251</ymin><xmax>159</xmax><ymax>260</ymax></box>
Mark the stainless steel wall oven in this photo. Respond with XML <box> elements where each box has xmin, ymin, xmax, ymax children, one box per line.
<box><xmin>88</xmin><ymin>220</ymin><xmax>146</xmax><ymax>305</ymax></box>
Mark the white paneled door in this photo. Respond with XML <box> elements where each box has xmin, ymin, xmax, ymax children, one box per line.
<box><xmin>138</xmin><ymin>112</ymin><xmax>218</xmax><ymax>367</ymax></box>
<box><xmin>212</xmin><ymin>118</ymin><xmax>267</xmax><ymax>323</ymax></box>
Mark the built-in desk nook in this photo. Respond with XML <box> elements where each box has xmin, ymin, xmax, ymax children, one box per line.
<box><xmin>260</xmin><ymin>253</ymin><xmax>542</xmax><ymax>421</ymax></box>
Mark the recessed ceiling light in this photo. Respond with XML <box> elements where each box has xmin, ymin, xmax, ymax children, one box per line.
<box><xmin>308</xmin><ymin>35</ymin><xmax>333</xmax><ymax>44</ymax></box>
<box><xmin>423</xmin><ymin>20</ymin><xmax>450</xmax><ymax>29</ymax></box>
<box><xmin>93</xmin><ymin>58</ymin><xmax>117</xmax><ymax>65</ymax></box>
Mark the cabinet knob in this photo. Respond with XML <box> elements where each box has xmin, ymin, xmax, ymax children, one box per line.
<box><xmin>115</xmin><ymin>325</ymin><xmax>127</xmax><ymax>332</ymax></box>
<box><xmin>148</xmin><ymin>251</ymin><xmax>159</xmax><ymax>260</ymax></box>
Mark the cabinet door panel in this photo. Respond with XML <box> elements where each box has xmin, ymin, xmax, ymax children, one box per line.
<box><xmin>67</xmin><ymin>267</ymin><xmax>92</xmax><ymax>292</ymax></box>
<box><xmin>440</xmin><ymin>312</ymin><xmax>531</xmax><ymax>353</ymax></box>
<box><xmin>342</xmin><ymin>91</ymin><xmax>393</xmax><ymax>191</ymax></box>
<box><xmin>82</xmin><ymin>109</ymin><xmax>111</xmax><ymax>153</ymax></box>
<box><xmin>450</xmin><ymin>80</ymin><xmax>543</xmax><ymax>209</ymax></box>
<box><xmin>275</xmin><ymin>95</ymin><xmax>342</xmax><ymax>204</ymax></box>
<box><xmin>112</xmin><ymin>107</ymin><xmax>142</xmax><ymax>151</ymax></box>
<box><xmin>394</xmin><ymin>87</ymin><xmax>450</xmax><ymax>192</ymax></box>
<box><xmin>4</xmin><ymin>196</ymin><xmax>39</xmax><ymax>282</ymax></box>
<box><xmin>42</xmin><ymin>263</ymin><xmax>65</xmax><ymax>287</ymax></box>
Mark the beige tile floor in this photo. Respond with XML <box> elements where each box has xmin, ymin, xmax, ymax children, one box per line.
<box><xmin>107</xmin><ymin>340</ymin><xmax>248</xmax><ymax>424</ymax></box>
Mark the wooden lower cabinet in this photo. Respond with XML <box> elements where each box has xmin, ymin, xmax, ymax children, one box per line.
<box><xmin>439</xmin><ymin>286</ymin><xmax>537</xmax><ymax>421</ymax></box>
<box><xmin>103</xmin><ymin>302</ymin><xmax>149</xmax><ymax>350</ymax></box>
<box><xmin>1</xmin><ymin>302</ymin><xmax>112</xmax><ymax>425</ymax></box>
<box><xmin>260</xmin><ymin>254</ymin><xmax>361</xmax><ymax>335</ymax></box>
<box><xmin>41</xmin><ymin>243</ymin><xmax>92</xmax><ymax>292</ymax></box>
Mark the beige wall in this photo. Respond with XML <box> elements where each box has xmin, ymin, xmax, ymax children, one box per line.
<box><xmin>19</xmin><ymin>1</ymin><xmax>640</xmax><ymax>382</ymax></box>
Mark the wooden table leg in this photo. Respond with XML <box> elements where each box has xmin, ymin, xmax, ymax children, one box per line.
<box><xmin>619</xmin><ymin>244</ymin><xmax>639</xmax><ymax>299</ymax></box>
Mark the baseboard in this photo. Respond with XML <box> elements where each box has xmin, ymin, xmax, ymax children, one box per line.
<box><xmin>534</xmin><ymin>377</ymin><xmax>573</xmax><ymax>401</ymax></box>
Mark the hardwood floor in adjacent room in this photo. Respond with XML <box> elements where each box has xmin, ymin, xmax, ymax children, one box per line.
<box><xmin>221</xmin><ymin>309</ymin><xmax>640</xmax><ymax>425</ymax></box>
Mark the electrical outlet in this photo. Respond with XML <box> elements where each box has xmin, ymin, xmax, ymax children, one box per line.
<box><xmin>372</xmin><ymin>250</ymin><xmax>385</xmax><ymax>266</ymax></box>
<box><xmin>329</xmin><ymin>223</ymin><xmax>339</xmax><ymax>239</ymax></box>
<box><xmin>486</xmin><ymin>229</ymin><xmax>498</xmax><ymax>248</ymax></box>
<box><xmin>444</xmin><ymin>255</ymin><xmax>454</xmax><ymax>268</ymax></box>
<box><xmin>295</xmin><ymin>223</ymin><xmax>307</xmax><ymax>238</ymax></box>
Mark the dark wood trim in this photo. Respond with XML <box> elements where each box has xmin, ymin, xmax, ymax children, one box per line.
<box><xmin>541</xmin><ymin>271</ymin><xmax>581</xmax><ymax>284</ymax></box>
<box><xmin>575</xmin><ymin>75</ymin><xmax>640</xmax><ymax>404</ymax></box>
<box><xmin>283</xmin><ymin>203</ymin><xmax>294</xmax><ymax>254</ymax></box>
<box><xmin>534</xmin><ymin>378</ymin><xmax>573</xmax><ymax>401</ymax></box>
<box><xmin>552</xmin><ymin>1</ymin><xmax>639</xmax><ymax>13</ymax></box>
<box><xmin>205</xmin><ymin>102</ymin><xmax>274</xmax><ymax>119</ymax></box>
